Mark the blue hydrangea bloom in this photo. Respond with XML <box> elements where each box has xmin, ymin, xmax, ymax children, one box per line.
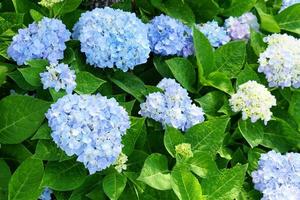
<box><xmin>252</xmin><ymin>151</ymin><xmax>300</xmax><ymax>200</ymax></box>
<box><xmin>148</xmin><ymin>14</ymin><xmax>194</xmax><ymax>57</ymax></box>
<box><xmin>224</xmin><ymin>12</ymin><xmax>259</xmax><ymax>40</ymax></box>
<box><xmin>39</xmin><ymin>188</ymin><xmax>52</xmax><ymax>200</ymax></box>
<box><xmin>40</xmin><ymin>63</ymin><xmax>76</xmax><ymax>94</ymax></box>
<box><xmin>7</xmin><ymin>17</ymin><xmax>71</xmax><ymax>65</ymax></box>
<box><xmin>46</xmin><ymin>94</ymin><xmax>130</xmax><ymax>174</ymax></box>
<box><xmin>72</xmin><ymin>7</ymin><xmax>150</xmax><ymax>72</ymax></box>
<box><xmin>280</xmin><ymin>0</ymin><xmax>300</xmax><ymax>12</ymax></box>
<box><xmin>196</xmin><ymin>20</ymin><xmax>231</xmax><ymax>47</ymax></box>
<box><xmin>139</xmin><ymin>78</ymin><xmax>204</xmax><ymax>131</ymax></box>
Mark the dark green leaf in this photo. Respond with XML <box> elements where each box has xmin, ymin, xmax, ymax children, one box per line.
<box><xmin>18</xmin><ymin>66</ymin><xmax>44</xmax><ymax>87</ymax></box>
<box><xmin>194</xmin><ymin>91</ymin><xmax>226</xmax><ymax>116</ymax></box>
<box><xmin>153</xmin><ymin>56</ymin><xmax>173</xmax><ymax>78</ymax></box>
<box><xmin>236</xmin><ymin>65</ymin><xmax>260</xmax><ymax>86</ymax></box>
<box><xmin>29</xmin><ymin>9</ymin><xmax>43</xmax><ymax>21</ymax></box>
<box><xmin>289</xmin><ymin>91</ymin><xmax>300</xmax><ymax>129</ymax></box>
<box><xmin>250</xmin><ymin>30</ymin><xmax>267</xmax><ymax>56</ymax></box>
<box><xmin>164</xmin><ymin>126</ymin><xmax>185</xmax><ymax>157</ymax></box>
<box><xmin>256</xmin><ymin>7</ymin><xmax>280</xmax><ymax>33</ymax></box>
<box><xmin>238</xmin><ymin>120</ymin><xmax>264</xmax><ymax>148</ymax></box>
<box><xmin>0</xmin><ymin>159</ymin><xmax>11</xmax><ymax>199</ymax></box>
<box><xmin>103</xmin><ymin>172</ymin><xmax>127</xmax><ymax>200</ymax></box>
<box><xmin>275</xmin><ymin>4</ymin><xmax>300</xmax><ymax>34</ymax></box>
<box><xmin>223</xmin><ymin>0</ymin><xmax>256</xmax><ymax>16</ymax></box>
<box><xmin>8</xmin><ymin>71</ymin><xmax>36</xmax><ymax>91</ymax></box>
<box><xmin>33</xmin><ymin>140</ymin><xmax>68</xmax><ymax>161</ymax></box>
<box><xmin>185</xmin><ymin>0</ymin><xmax>220</xmax><ymax>22</ymax></box>
<box><xmin>0</xmin><ymin>95</ymin><xmax>50</xmax><ymax>144</ymax></box>
<box><xmin>206</xmin><ymin>72</ymin><xmax>234</xmax><ymax>95</ymax></box>
<box><xmin>75</xmin><ymin>71</ymin><xmax>106</xmax><ymax>94</ymax></box>
<box><xmin>53</xmin><ymin>0</ymin><xmax>82</xmax><ymax>17</ymax></box>
<box><xmin>0</xmin><ymin>144</ymin><xmax>32</xmax><ymax>163</ymax></box>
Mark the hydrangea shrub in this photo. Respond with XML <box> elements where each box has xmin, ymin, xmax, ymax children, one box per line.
<box><xmin>0</xmin><ymin>0</ymin><xmax>300</xmax><ymax>200</ymax></box>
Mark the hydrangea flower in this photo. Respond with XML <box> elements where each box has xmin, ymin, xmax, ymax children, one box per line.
<box><xmin>139</xmin><ymin>78</ymin><xmax>204</xmax><ymax>131</ymax></box>
<box><xmin>7</xmin><ymin>17</ymin><xmax>71</xmax><ymax>65</ymax></box>
<box><xmin>224</xmin><ymin>12</ymin><xmax>259</xmax><ymax>40</ymax></box>
<box><xmin>252</xmin><ymin>151</ymin><xmax>300</xmax><ymax>200</ymax></box>
<box><xmin>39</xmin><ymin>188</ymin><xmax>53</xmax><ymax>200</ymax></box>
<box><xmin>196</xmin><ymin>20</ymin><xmax>231</xmax><ymax>47</ymax></box>
<box><xmin>39</xmin><ymin>0</ymin><xmax>63</xmax><ymax>8</ymax></box>
<box><xmin>280</xmin><ymin>0</ymin><xmax>300</xmax><ymax>12</ymax></box>
<box><xmin>229</xmin><ymin>80</ymin><xmax>276</xmax><ymax>124</ymax></box>
<box><xmin>148</xmin><ymin>14</ymin><xmax>194</xmax><ymax>57</ymax></box>
<box><xmin>175</xmin><ymin>143</ymin><xmax>193</xmax><ymax>158</ymax></box>
<box><xmin>258</xmin><ymin>34</ymin><xmax>300</xmax><ymax>88</ymax></box>
<box><xmin>72</xmin><ymin>7</ymin><xmax>150</xmax><ymax>72</ymax></box>
<box><xmin>40</xmin><ymin>63</ymin><xmax>76</xmax><ymax>94</ymax></box>
<box><xmin>114</xmin><ymin>152</ymin><xmax>128</xmax><ymax>173</ymax></box>
<box><xmin>46</xmin><ymin>94</ymin><xmax>130</xmax><ymax>174</ymax></box>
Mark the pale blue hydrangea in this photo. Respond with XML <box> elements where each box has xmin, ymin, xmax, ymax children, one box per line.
<box><xmin>196</xmin><ymin>20</ymin><xmax>231</xmax><ymax>47</ymax></box>
<box><xmin>224</xmin><ymin>12</ymin><xmax>259</xmax><ymax>40</ymax></box>
<box><xmin>148</xmin><ymin>14</ymin><xmax>194</xmax><ymax>57</ymax></box>
<box><xmin>258</xmin><ymin>34</ymin><xmax>300</xmax><ymax>88</ymax></box>
<box><xmin>139</xmin><ymin>78</ymin><xmax>204</xmax><ymax>131</ymax></box>
<box><xmin>40</xmin><ymin>63</ymin><xmax>76</xmax><ymax>94</ymax></box>
<box><xmin>7</xmin><ymin>17</ymin><xmax>71</xmax><ymax>65</ymax></box>
<box><xmin>280</xmin><ymin>0</ymin><xmax>300</xmax><ymax>12</ymax></box>
<box><xmin>46</xmin><ymin>94</ymin><xmax>130</xmax><ymax>174</ymax></box>
<box><xmin>72</xmin><ymin>7</ymin><xmax>150</xmax><ymax>72</ymax></box>
<box><xmin>252</xmin><ymin>151</ymin><xmax>300</xmax><ymax>200</ymax></box>
<box><xmin>39</xmin><ymin>188</ymin><xmax>52</xmax><ymax>200</ymax></box>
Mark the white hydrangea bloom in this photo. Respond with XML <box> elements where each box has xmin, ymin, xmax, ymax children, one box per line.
<box><xmin>229</xmin><ymin>81</ymin><xmax>276</xmax><ymax>124</ymax></box>
<box><xmin>258</xmin><ymin>34</ymin><xmax>300</xmax><ymax>88</ymax></box>
<box><xmin>114</xmin><ymin>152</ymin><xmax>128</xmax><ymax>173</ymax></box>
<box><xmin>39</xmin><ymin>0</ymin><xmax>63</xmax><ymax>8</ymax></box>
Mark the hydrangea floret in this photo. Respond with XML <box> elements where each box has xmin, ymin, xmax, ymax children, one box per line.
<box><xmin>46</xmin><ymin>94</ymin><xmax>130</xmax><ymax>174</ymax></box>
<box><xmin>175</xmin><ymin>143</ymin><xmax>193</xmax><ymax>158</ymax></box>
<box><xmin>72</xmin><ymin>7</ymin><xmax>150</xmax><ymax>72</ymax></box>
<box><xmin>229</xmin><ymin>80</ymin><xmax>276</xmax><ymax>124</ymax></box>
<box><xmin>39</xmin><ymin>0</ymin><xmax>63</xmax><ymax>8</ymax></box>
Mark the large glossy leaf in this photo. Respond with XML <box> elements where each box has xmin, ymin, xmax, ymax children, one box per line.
<box><xmin>53</xmin><ymin>0</ymin><xmax>82</xmax><ymax>16</ymax></box>
<box><xmin>33</xmin><ymin>140</ymin><xmax>69</xmax><ymax>161</ymax></box>
<box><xmin>164</xmin><ymin>126</ymin><xmax>185</xmax><ymax>157</ymax></box>
<box><xmin>103</xmin><ymin>172</ymin><xmax>127</xmax><ymax>200</ymax></box>
<box><xmin>75</xmin><ymin>71</ymin><xmax>106</xmax><ymax>94</ymax></box>
<box><xmin>205</xmin><ymin>72</ymin><xmax>234</xmax><ymax>95</ymax></box>
<box><xmin>0</xmin><ymin>159</ymin><xmax>11</xmax><ymax>199</ymax></box>
<box><xmin>275</xmin><ymin>4</ymin><xmax>300</xmax><ymax>34</ymax></box>
<box><xmin>185</xmin><ymin>0</ymin><xmax>219</xmax><ymax>22</ymax></box>
<box><xmin>223</xmin><ymin>0</ymin><xmax>256</xmax><ymax>16</ymax></box>
<box><xmin>8</xmin><ymin>158</ymin><xmax>44</xmax><ymax>200</ymax></box>
<box><xmin>238</xmin><ymin>120</ymin><xmax>264</xmax><ymax>148</ymax></box>
<box><xmin>0</xmin><ymin>95</ymin><xmax>51</xmax><ymax>144</ymax></box>
<box><xmin>256</xmin><ymin>7</ymin><xmax>280</xmax><ymax>33</ymax></box>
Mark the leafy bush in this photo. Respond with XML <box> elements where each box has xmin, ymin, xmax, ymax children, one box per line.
<box><xmin>0</xmin><ymin>0</ymin><xmax>300</xmax><ymax>199</ymax></box>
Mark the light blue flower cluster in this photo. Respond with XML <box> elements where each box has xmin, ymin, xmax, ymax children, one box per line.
<box><xmin>39</xmin><ymin>188</ymin><xmax>52</xmax><ymax>200</ymax></box>
<box><xmin>196</xmin><ymin>20</ymin><xmax>231</xmax><ymax>47</ymax></box>
<box><xmin>7</xmin><ymin>17</ymin><xmax>71</xmax><ymax>65</ymax></box>
<box><xmin>280</xmin><ymin>0</ymin><xmax>300</xmax><ymax>12</ymax></box>
<box><xmin>139</xmin><ymin>78</ymin><xmax>204</xmax><ymax>131</ymax></box>
<box><xmin>72</xmin><ymin>7</ymin><xmax>150</xmax><ymax>72</ymax></box>
<box><xmin>252</xmin><ymin>151</ymin><xmax>300</xmax><ymax>200</ymax></box>
<box><xmin>40</xmin><ymin>63</ymin><xmax>76</xmax><ymax>94</ymax></box>
<box><xmin>224</xmin><ymin>12</ymin><xmax>259</xmax><ymax>40</ymax></box>
<box><xmin>148</xmin><ymin>14</ymin><xmax>194</xmax><ymax>57</ymax></box>
<box><xmin>258</xmin><ymin>34</ymin><xmax>300</xmax><ymax>88</ymax></box>
<box><xmin>46</xmin><ymin>94</ymin><xmax>130</xmax><ymax>174</ymax></box>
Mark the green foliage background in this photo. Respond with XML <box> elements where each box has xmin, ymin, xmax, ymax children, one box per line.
<box><xmin>0</xmin><ymin>0</ymin><xmax>300</xmax><ymax>199</ymax></box>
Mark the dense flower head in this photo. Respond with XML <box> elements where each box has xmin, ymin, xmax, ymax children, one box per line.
<box><xmin>8</xmin><ymin>17</ymin><xmax>71</xmax><ymax>65</ymax></box>
<box><xmin>72</xmin><ymin>7</ymin><xmax>150</xmax><ymax>72</ymax></box>
<box><xmin>39</xmin><ymin>188</ymin><xmax>53</xmax><ymax>200</ymax></box>
<box><xmin>252</xmin><ymin>151</ymin><xmax>300</xmax><ymax>200</ymax></box>
<box><xmin>196</xmin><ymin>20</ymin><xmax>231</xmax><ymax>47</ymax></box>
<box><xmin>229</xmin><ymin>80</ymin><xmax>276</xmax><ymax>124</ymax></box>
<box><xmin>40</xmin><ymin>63</ymin><xmax>76</xmax><ymax>94</ymax></box>
<box><xmin>39</xmin><ymin>0</ymin><xmax>63</xmax><ymax>8</ymax></box>
<box><xmin>148</xmin><ymin>14</ymin><xmax>194</xmax><ymax>57</ymax></box>
<box><xmin>258</xmin><ymin>34</ymin><xmax>300</xmax><ymax>88</ymax></box>
<box><xmin>46</xmin><ymin>94</ymin><xmax>130</xmax><ymax>174</ymax></box>
<box><xmin>280</xmin><ymin>0</ymin><xmax>300</xmax><ymax>12</ymax></box>
<box><xmin>175</xmin><ymin>143</ymin><xmax>193</xmax><ymax>158</ymax></box>
<box><xmin>114</xmin><ymin>152</ymin><xmax>128</xmax><ymax>173</ymax></box>
<box><xmin>139</xmin><ymin>78</ymin><xmax>204</xmax><ymax>131</ymax></box>
<box><xmin>224</xmin><ymin>12</ymin><xmax>259</xmax><ymax>40</ymax></box>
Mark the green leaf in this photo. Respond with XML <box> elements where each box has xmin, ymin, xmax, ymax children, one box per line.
<box><xmin>194</xmin><ymin>91</ymin><xmax>226</xmax><ymax>116</ymax></box>
<box><xmin>205</xmin><ymin>72</ymin><xmax>234</xmax><ymax>95</ymax></box>
<box><xmin>11</xmin><ymin>0</ymin><xmax>38</xmax><ymax>24</ymax></box>
<box><xmin>214</xmin><ymin>41</ymin><xmax>246</xmax><ymax>78</ymax></box>
<box><xmin>238</xmin><ymin>120</ymin><xmax>264</xmax><ymax>148</ymax></box>
<box><xmin>250</xmin><ymin>30</ymin><xmax>267</xmax><ymax>56</ymax></box>
<box><xmin>223</xmin><ymin>0</ymin><xmax>256</xmax><ymax>16</ymax></box>
<box><xmin>165</xmin><ymin>57</ymin><xmax>196</xmax><ymax>92</ymax></box>
<box><xmin>171</xmin><ymin>166</ymin><xmax>205</xmax><ymax>200</ymax></box>
<box><xmin>202</xmin><ymin>164</ymin><xmax>247</xmax><ymax>200</ymax></box>
<box><xmin>187</xmin><ymin>151</ymin><xmax>219</xmax><ymax>178</ymax></box>
<box><xmin>53</xmin><ymin>0</ymin><xmax>82</xmax><ymax>17</ymax></box>
<box><xmin>42</xmin><ymin>159</ymin><xmax>87</xmax><ymax>191</ymax></box>
<box><xmin>137</xmin><ymin>153</ymin><xmax>171</xmax><ymax>190</ymax></box>
<box><xmin>275</xmin><ymin>4</ymin><xmax>300</xmax><ymax>34</ymax></box>
<box><xmin>289</xmin><ymin>91</ymin><xmax>300</xmax><ymax>129</ymax></box>
<box><xmin>0</xmin><ymin>159</ymin><xmax>11</xmax><ymax>199</ymax></box>
<box><xmin>18</xmin><ymin>66</ymin><xmax>45</xmax><ymax>87</ymax></box>
<box><xmin>193</xmin><ymin>27</ymin><xmax>215</xmax><ymax>79</ymax></box>
<box><xmin>185</xmin><ymin>0</ymin><xmax>220</xmax><ymax>22</ymax></box>
<box><xmin>236</xmin><ymin>65</ymin><xmax>260</xmax><ymax>86</ymax></box>
<box><xmin>122</xmin><ymin>117</ymin><xmax>145</xmax><ymax>156</ymax></box>
<box><xmin>0</xmin><ymin>95</ymin><xmax>51</xmax><ymax>144</ymax></box>
<box><xmin>31</xmin><ymin>123</ymin><xmax>51</xmax><ymax>140</ymax></box>
<box><xmin>8</xmin><ymin>158</ymin><xmax>44</xmax><ymax>200</ymax></box>
<box><xmin>33</xmin><ymin>140</ymin><xmax>68</xmax><ymax>161</ymax></box>
<box><xmin>75</xmin><ymin>71</ymin><xmax>106</xmax><ymax>94</ymax></box>
<box><xmin>103</xmin><ymin>172</ymin><xmax>127</xmax><ymax>200</ymax></box>
<box><xmin>8</xmin><ymin>71</ymin><xmax>36</xmax><ymax>91</ymax></box>
<box><xmin>153</xmin><ymin>56</ymin><xmax>173</xmax><ymax>78</ymax></box>
<box><xmin>164</xmin><ymin>126</ymin><xmax>185</xmax><ymax>157</ymax></box>
<box><xmin>185</xmin><ymin>117</ymin><xmax>230</xmax><ymax>155</ymax></box>
<box><xmin>29</xmin><ymin>9</ymin><xmax>43</xmax><ymax>22</ymax></box>
<box><xmin>26</xmin><ymin>59</ymin><xmax>49</xmax><ymax>68</ymax></box>
<box><xmin>150</xmin><ymin>0</ymin><xmax>195</xmax><ymax>25</ymax></box>
<box><xmin>248</xmin><ymin>148</ymin><xmax>265</xmax><ymax>172</ymax></box>
<box><xmin>49</xmin><ymin>89</ymin><xmax>67</xmax><ymax>102</ymax></box>
<box><xmin>110</xmin><ymin>71</ymin><xmax>147</xmax><ymax>102</ymax></box>
<box><xmin>0</xmin><ymin>144</ymin><xmax>32</xmax><ymax>163</ymax></box>
<box><xmin>256</xmin><ymin>7</ymin><xmax>280</xmax><ymax>33</ymax></box>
